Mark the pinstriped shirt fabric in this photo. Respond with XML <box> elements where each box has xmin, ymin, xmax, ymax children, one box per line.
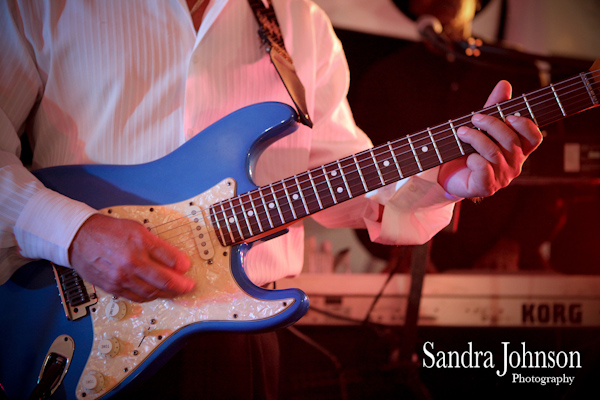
<box><xmin>0</xmin><ymin>0</ymin><xmax>456</xmax><ymax>286</ymax></box>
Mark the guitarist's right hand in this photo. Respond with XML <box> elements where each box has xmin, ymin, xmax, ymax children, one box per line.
<box><xmin>69</xmin><ymin>214</ymin><xmax>196</xmax><ymax>302</ymax></box>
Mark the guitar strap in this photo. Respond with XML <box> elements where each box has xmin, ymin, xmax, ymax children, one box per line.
<box><xmin>247</xmin><ymin>0</ymin><xmax>313</xmax><ymax>128</ymax></box>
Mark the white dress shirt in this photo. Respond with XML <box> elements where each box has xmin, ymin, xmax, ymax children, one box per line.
<box><xmin>0</xmin><ymin>0</ymin><xmax>457</xmax><ymax>286</ymax></box>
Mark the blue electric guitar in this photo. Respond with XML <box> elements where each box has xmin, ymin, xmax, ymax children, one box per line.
<box><xmin>1</xmin><ymin>62</ymin><xmax>599</xmax><ymax>399</ymax></box>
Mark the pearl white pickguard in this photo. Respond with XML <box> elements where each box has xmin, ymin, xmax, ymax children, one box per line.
<box><xmin>75</xmin><ymin>179</ymin><xmax>295</xmax><ymax>398</ymax></box>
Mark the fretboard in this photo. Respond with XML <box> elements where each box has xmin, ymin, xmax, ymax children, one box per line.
<box><xmin>210</xmin><ymin>67</ymin><xmax>600</xmax><ymax>247</ymax></box>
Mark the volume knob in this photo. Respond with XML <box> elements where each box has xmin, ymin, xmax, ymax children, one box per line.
<box><xmin>98</xmin><ymin>337</ymin><xmax>120</xmax><ymax>357</ymax></box>
<box><xmin>82</xmin><ymin>371</ymin><xmax>105</xmax><ymax>393</ymax></box>
<box><xmin>105</xmin><ymin>299</ymin><xmax>127</xmax><ymax>320</ymax></box>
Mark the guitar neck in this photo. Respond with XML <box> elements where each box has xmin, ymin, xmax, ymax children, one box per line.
<box><xmin>210</xmin><ymin>67</ymin><xmax>600</xmax><ymax>247</ymax></box>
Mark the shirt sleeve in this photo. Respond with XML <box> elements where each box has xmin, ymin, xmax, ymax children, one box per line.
<box><xmin>301</xmin><ymin>3</ymin><xmax>459</xmax><ymax>245</ymax></box>
<box><xmin>0</xmin><ymin>3</ymin><xmax>97</xmax><ymax>284</ymax></box>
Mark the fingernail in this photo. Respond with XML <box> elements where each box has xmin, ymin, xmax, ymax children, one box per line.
<box><xmin>457</xmin><ymin>126</ymin><xmax>468</xmax><ymax>135</ymax></box>
<box><xmin>506</xmin><ymin>115</ymin><xmax>518</xmax><ymax>123</ymax></box>
<box><xmin>472</xmin><ymin>113</ymin><xmax>485</xmax><ymax>122</ymax></box>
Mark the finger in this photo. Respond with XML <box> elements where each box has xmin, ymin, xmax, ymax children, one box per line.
<box><xmin>464</xmin><ymin>152</ymin><xmax>499</xmax><ymax>195</ymax></box>
<box><xmin>123</xmin><ymin>273</ymin><xmax>169</xmax><ymax>299</ymax></box>
<box><xmin>147</xmin><ymin>239</ymin><xmax>191</xmax><ymax>274</ymax></box>
<box><xmin>458</xmin><ymin>122</ymin><xmax>509</xmax><ymax>166</ymax></box>
<box><xmin>134</xmin><ymin>260</ymin><xmax>195</xmax><ymax>297</ymax></box>
<box><xmin>96</xmin><ymin>276</ymin><xmax>149</xmax><ymax>303</ymax></box>
<box><xmin>472</xmin><ymin>114</ymin><xmax>523</xmax><ymax>156</ymax></box>
<box><xmin>484</xmin><ymin>80</ymin><xmax>512</xmax><ymax>107</ymax></box>
<box><xmin>505</xmin><ymin>115</ymin><xmax>543</xmax><ymax>156</ymax></box>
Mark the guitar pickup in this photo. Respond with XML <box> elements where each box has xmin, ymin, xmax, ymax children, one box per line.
<box><xmin>53</xmin><ymin>265</ymin><xmax>98</xmax><ymax>321</ymax></box>
<box><xmin>188</xmin><ymin>204</ymin><xmax>215</xmax><ymax>261</ymax></box>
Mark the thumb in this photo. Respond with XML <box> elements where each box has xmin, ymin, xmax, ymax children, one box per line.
<box><xmin>484</xmin><ymin>80</ymin><xmax>512</xmax><ymax>107</ymax></box>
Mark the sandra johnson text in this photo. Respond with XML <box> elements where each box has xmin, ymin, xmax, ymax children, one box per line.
<box><xmin>422</xmin><ymin>342</ymin><xmax>582</xmax><ymax>377</ymax></box>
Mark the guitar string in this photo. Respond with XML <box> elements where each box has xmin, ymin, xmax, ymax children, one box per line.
<box><xmin>207</xmin><ymin>73</ymin><xmax>599</xmax><ymax>233</ymax></box>
<box><xmin>218</xmin><ymin>72</ymin><xmax>600</xmax><ymax>213</ymax></box>
<box><xmin>153</xmin><ymin>72</ymin><xmax>600</xmax><ymax>247</ymax></box>
<box><xmin>157</xmin><ymin>74</ymin><xmax>600</xmax><ymax>248</ymax></box>
<box><xmin>149</xmin><ymin>72</ymin><xmax>599</xmax><ymax>247</ymax></box>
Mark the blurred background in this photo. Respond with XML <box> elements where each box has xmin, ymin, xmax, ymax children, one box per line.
<box><xmin>278</xmin><ymin>1</ymin><xmax>600</xmax><ymax>399</ymax></box>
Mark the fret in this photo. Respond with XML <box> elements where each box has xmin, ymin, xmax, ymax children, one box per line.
<box><xmin>550</xmin><ymin>84</ymin><xmax>566</xmax><ymax>117</ymax></box>
<box><xmin>209</xmin><ymin>205</ymin><xmax>228</xmax><ymax>246</ymax></box>
<box><xmin>429</xmin><ymin>123</ymin><xmax>464</xmax><ymax>163</ymax></box>
<box><xmin>470</xmin><ymin>111</ymin><xmax>481</xmax><ymax>130</ymax></box>
<box><xmin>228</xmin><ymin>199</ymin><xmax>248</xmax><ymax>240</ymax></box>
<box><xmin>305</xmin><ymin>171</ymin><xmax>325</xmax><ymax>212</ymax></box>
<box><xmin>262</xmin><ymin>185</ymin><xmax>284</xmax><ymax>225</ymax></box>
<box><xmin>408</xmin><ymin>130</ymin><xmax>440</xmax><ymax>171</ymax></box>
<box><xmin>354</xmin><ymin>150</ymin><xmax>382</xmax><ymax>192</ymax></box>
<box><xmin>272</xmin><ymin>181</ymin><xmax>295</xmax><ymax>223</ymax></box>
<box><xmin>427</xmin><ymin>128</ymin><xmax>443</xmax><ymax>164</ymax></box>
<box><xmin>220</xmin><ymin>202</ymin><xmax>240</xmax><ymax>244</ymax></box>
<box><xmin>281</xmin><ymin>180</ymin><xmax>298</xmax><ymax>220</ymax></box>
<box><xmin>496</xmin><ymin>104</ymin><xmax>505</xmax><ymax>121</ymax></box>
<box><xmin>323</xmin><ymin>164</ymin><xmax>351</xmax><ymax>203</ymax></box>
<box><xmin>238</xmin><ymin>193</ymin><xmax>260</xmax><ymax>236</ymax></box>
<box><xmin>234</xmin><ymin>195</ymin><xmax>254</xmax><ymax>238</ymax></box>
<box><xmin>421</xmin><ymin>127</ymin><xmax>446</xmax><ymax>168</ymax></box>
<box><xmin>321</xmin><ymin>166</ymin><xmax>338</xmax><ymax>205</ymax></box>
<box><xmin>251</xmin><ymin>189</ymin><xmax>273</xmax><ymax>230</ymax></box>
<box><xmin>530</xmin><ymin>88</ymin><xmax>563</xmax><ymax>127</ymax></box>
<box><xmin>499</xmin><ymin>97</ymin><xmax>526</xmax><ymax>119</ymax></box>
<box><xmin>372</xmin><ymin>145</ymin><xmax>400</xmax><ymax>187</ymax></box>
<box><xmin>336</xmin><ymin>161</ymin><xmax>353</xmax><ymax>198</ymax></box>
<box><xmin>339</xmin><ymin>157</ymin><xmax>365</xmax><ymax>197</ymax></box>
<box><xmin>313</xmin><ymin>168</ymin><xmax>336</xmax><ymax>208</ymax></box>
<box><xmin>449</xmin><ymin>120</ymin><xmax>465</xmax><ymax>155</ymax></box>
<box><xmin>294</xmin><ymin>176</ymin><xmax>310</xmax><ymax>215</ymax></box>
<box><xmin>406</xmin><ymin>135</ymin><xmax>423</xmax><ymax>171</ymax></box>
<box><xmin>283</xmin><ymin>178</ymin><xmax>308</xmax><ymax>219</ymax></box>
<box><xmin>522</xmin><ymin>94</ymin><xmax>538</xmax><ymax>125</ymax></box>
<box><xmin>352</xmin><ymin>156</ymin><xmax>369</xmax><ymax>193</ymax></box>
<box><xmin>581</xmin><ymin>72</ymin><xmax>599</xmax><ymax>105</ymax></box>
<box><xmin>555</xmin><ymin>77</ymin><xmax>596</xmax><ymax>116</ymax></box>
<box><xmin>370</xmin><ymin>150</ymin><xmax>385</xmax><ymax>186</ymax></box>
<box><xmin>391</xmin><ymin>137</ymin><xmax>421</xmax><ymax>177</ymax></box>
<box><xmin>246</xmin><ymin>193</ymin><xmax>264</xmax><ymax>233</ymax></box>
<box><xmin>387</xmin><ymin>142</ymin><xmax>404</xmax><ymax>178</ymax></box>
<box><xmin>454</xmin><ymin>115</ymin><xmax>477</xmax><ymax>156</ymax></box>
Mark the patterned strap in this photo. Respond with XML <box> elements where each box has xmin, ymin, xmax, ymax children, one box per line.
<box><xmin>248</xmin><ymin>0</ymin><xmax>313</xmax><ymax>127</ymax></box>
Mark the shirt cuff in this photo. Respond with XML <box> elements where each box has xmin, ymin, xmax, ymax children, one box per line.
<box><xmin>363</xmin><ymin>169</ymin><xmax>461</xmax><ymax>245</ymax></box>
<box><xmin>14</xmin><ymin>188</ymin><xmax>98</xmax><ymax>267</ymax></box>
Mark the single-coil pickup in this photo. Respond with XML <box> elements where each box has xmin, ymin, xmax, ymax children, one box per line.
<box><xmin>188</xmin><ymin>205</ymin><xmax>214</xmax><ymax>261</ymax></box>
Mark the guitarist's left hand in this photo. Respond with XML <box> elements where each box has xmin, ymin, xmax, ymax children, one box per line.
<box><xmin>438</xmin><ymin>80</ymin><xmax>543</xmax><ymax>198</ymax></box>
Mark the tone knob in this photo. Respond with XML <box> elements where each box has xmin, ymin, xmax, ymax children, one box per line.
<box><xmin>98</xmin><ymin>337</ymin><xmax>120</xmax><ymax>357</ymax></box>
<box><xmin>105</xmin><ymin>299</ymin><xmax>127</xmax><ymax>320</ymax></box>
<box><xmin>82</xmin><ymin>371</ymin><xmax>105</xmax><ymax>393</ymax></box>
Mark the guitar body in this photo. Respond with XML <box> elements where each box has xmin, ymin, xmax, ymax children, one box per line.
<box><xmin>0</xmin><ymin>102</ymin><xmax>310</xmax><ymax>400</ymax></box>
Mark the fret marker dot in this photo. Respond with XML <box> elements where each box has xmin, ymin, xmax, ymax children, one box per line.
<box><xmin>247</xmin><ymin>211</ymin><xmax>254</xmax><ymax>217</ymax></box>
<box><xmin>268</xmin><ymin>203</ymin><xmax>275</xmax><ymax>209</ymax></box>
<box><xmin>228</xmin><ymin>217</ymin><xmax>235</xmax><ymax>224</ymax></box>
<box><xmin>336</xmin><ymin>187</ymin><xmax>343</xmax><ymax>193</ymax></box>
<box><xmin>292</xmin><ymin>194</ymin><xmax>299</xmax><ymax>201</ymax></box>
<box><xmin>421</xmin><ymin>146</ymin><xmax>429</xmax><ymax>153</ymax></box>
<box><xmin>383</xmin><ymin>160</ymin><xmax>390</xmax><ymax>167</ymax></box>
<box><xmin>331</xmin><ymin>170</ymin><xmax>338</xmax><ymax>177</ymax></box>
<box><xmin>514</xmin><ymin>112</ymin><xmax>521</xmax><ymax>117</ymax></box>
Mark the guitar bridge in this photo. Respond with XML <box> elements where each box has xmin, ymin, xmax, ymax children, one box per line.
<box><xmin>53</xmin><ymin>265</ymin><xmax>98</xmax><ymax>321</ymax></box>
